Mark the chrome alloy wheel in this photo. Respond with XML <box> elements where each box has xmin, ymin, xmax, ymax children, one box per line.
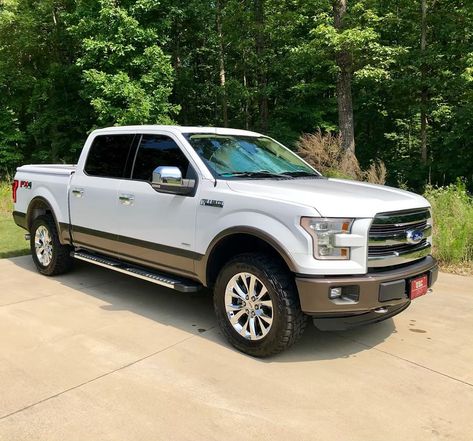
<box><xmin>35</xmin><ymin>225</ymin><xmax>53</xmax><ymax>267</ymax></box>
<box><xmin>225</xmin><ymin>272</ymin><xmax>274</xmax><ymax>340</ymax></box>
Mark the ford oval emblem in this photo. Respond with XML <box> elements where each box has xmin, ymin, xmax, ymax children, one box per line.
<box><xmin>406</xmin><ymin>229</ymin><xmax>424</xmax><ymax>244</ymax></box>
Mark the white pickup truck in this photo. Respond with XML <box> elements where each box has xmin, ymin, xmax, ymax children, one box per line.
<box><xmin>12</xmin><ymin>125</ymin><xmax>438</xmax><ymax>356</ymax></box>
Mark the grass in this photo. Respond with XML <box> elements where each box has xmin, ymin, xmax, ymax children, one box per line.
<box><xmin>0</xmin><ymin>181</ymin><xmax>30</xmax><ymax>258</ymax></box>
<box><xmin>424</xmin><ymin>181</ymin><xmax>473</xmax><ymax>275</ymax></box>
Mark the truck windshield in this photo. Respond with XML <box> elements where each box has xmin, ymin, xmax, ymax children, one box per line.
<box><xmin>184</xmin><ymin>133</ymin><xmax>320</xmax><ymax>178</ymax></box>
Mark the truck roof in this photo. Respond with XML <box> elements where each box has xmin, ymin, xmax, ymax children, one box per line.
<box><xmin>92</xmin><ymin>125</ymin><xmax>263</xmax><ymax>137</ymax></box>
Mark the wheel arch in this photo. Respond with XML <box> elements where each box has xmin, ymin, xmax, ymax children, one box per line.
<box><xmin>198</xmin><ymin>227</ymin><xmax>298</xmax><ymax>288</ymax></box>
<box><xmin>27</xmin><ymin>197</ymin><xmax>70</xmax><ymax>244</ymax></box>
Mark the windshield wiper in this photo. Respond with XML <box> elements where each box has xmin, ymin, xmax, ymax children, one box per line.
<box><xmin>280</xmin><ymin>171</ymin><xmax>321</xmax><ymax>178</ymax></box>
<box><xmin>219</xmin><ymin>170</ymin><xmax>293</xmax><ymax>179</ymax></box>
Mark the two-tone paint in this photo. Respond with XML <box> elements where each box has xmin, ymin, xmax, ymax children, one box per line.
<box><xmin>12</xmin><ymin>126</ymin><xmax>437</xmax><ymax>313</ymax></box>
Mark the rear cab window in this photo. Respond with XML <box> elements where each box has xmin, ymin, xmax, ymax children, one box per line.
<box><xmin>85</xmin><ymin>134</ymin><xmax>135</xmax><ymax>178</ymax></box>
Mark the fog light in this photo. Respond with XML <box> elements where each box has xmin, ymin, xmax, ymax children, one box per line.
<box><xmin>329</xmin><ymin>287</ymin><xmax>342</xmax><ymax>299</ymax></box>
<box><xmin>328</xmin><ymin>285</ymin><xmax>360</xmax><ymax>304</ymax></box>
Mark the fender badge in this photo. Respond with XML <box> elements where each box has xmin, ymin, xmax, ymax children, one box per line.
<box><xmin>200</xmin><ymin>199</ymin><xmax>224</xmax><ymax>208</ymax></box>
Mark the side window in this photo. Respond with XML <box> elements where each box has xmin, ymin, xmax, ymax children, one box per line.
<box><xmin>132</xmin><ymin>135</ymin><xmax>193</xmax><ymax>181</ymax></box>
<box><xmin>85</xmin><ymin>134</ymin><xmax>135</xmax><ymax>178</ymax></box>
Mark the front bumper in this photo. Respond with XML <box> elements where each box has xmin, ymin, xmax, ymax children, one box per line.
<box><xmin>295</xmin><ymin>256</ymin><xmax>438</xmax><ymax>330</ymax></box>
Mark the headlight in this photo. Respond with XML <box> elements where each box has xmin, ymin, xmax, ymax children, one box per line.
<box><xmin>301</xmin><ymin>217</ymin><xmax>354</xmax><ymax>260</ymax></box>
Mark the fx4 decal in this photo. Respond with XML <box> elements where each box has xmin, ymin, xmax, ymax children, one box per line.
<box><xmin>12</xmin><ymin>179</ymin><xmax>31</xmax><ymax>203</ymax></box>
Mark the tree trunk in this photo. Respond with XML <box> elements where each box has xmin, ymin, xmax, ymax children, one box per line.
<box><xmin>255</xmin><ymin>0</ymin><xmax>268</xmax><ymax>132</ymax></box>
<box><xmin>243</xmin><ymin>67</ymin><xmax>250</xmax><ymax>130</ymax></box>
<box><xmin>171</xmin><ymin>18</ymin><xmax>183</xmax><ymax>121</ymax></box>
<box><xmin>51</xmin><ymin>6</ymin><xmax>60</xmax><ymax>162</ymax></box>
<box><xmin>420</xmin><ymin>0</ymin><xmax>428</xmax><ymax>164</ymax></box>
<box><xmin>333</xmin><ymin>0</ymin><xmax>355</xmax><ymax>153</ymax></box>
<box><xmin>216</xmin><ymin>0</ymin><xmax>228</xmax><ymax>127</ymax></box>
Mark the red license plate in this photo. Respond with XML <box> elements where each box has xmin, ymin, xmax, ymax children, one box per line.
<box><xmin>410</xmin><ymin>274</ymin><xmax>429</xmax><ymax>299</ymax></box>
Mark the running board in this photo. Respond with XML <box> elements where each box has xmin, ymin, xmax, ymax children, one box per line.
<box><xmin>72</xmin><ymin>251</ymin><xmax>202</xmax><ymax>293</ymax></box>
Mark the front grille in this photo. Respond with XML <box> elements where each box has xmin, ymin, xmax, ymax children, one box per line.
<box><xmin>368</xmin><ymin>208</ymin><xmax>432</xmax><ymax>268</ymax></box>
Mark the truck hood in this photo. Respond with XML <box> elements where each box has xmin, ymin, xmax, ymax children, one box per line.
<box><xmin>226</xmin><ymin>177</ymin><xmax>430</xmax><ymax>218</ymax></box>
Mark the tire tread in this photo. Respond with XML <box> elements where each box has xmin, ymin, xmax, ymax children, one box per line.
<box><xmin>30</xmin><ymin>215</ymin><xmax>73</xmax><ymax>276</ymax></box>
<box><xmin>214</xmin><ymin>253</ymin><xmax>307</xmax><ymax>357</ymax></box>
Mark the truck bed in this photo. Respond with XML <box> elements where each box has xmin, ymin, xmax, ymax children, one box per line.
<box><xmin>13</xmin><ymin>164</ymin><xmax>77</xmax><ymax>233</ymax></box>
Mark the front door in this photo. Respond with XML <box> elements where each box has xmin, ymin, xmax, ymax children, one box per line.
<box><xmin>116</xmin><ymin>133</ymin><xmax>200</xmax><ymax>277</ymax></box>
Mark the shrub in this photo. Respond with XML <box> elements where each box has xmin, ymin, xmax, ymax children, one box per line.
<box><xmin>424</xmin><ymin>181</ymin><xmax>473</xmax><ymax>267</ymax></box>
<box><xmin>296</xmin><ymin>131</ymin><xmax>386</xmax><ymax>184</ymax></box>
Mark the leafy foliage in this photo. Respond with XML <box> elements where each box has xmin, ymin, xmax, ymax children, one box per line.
<box><xmin>70</xmin><ymin>0</ymin><xmax>178</xmax><ymax>126</ymax></box>
<box><xmin>424</xmin><ymin>181</ymin><xmax>473</xmax><ymax>267</ymax></box>
<box><xmin>0</xmin><ymin>0</ymin><xmax>472</xmax><ymax>190</ymax></box>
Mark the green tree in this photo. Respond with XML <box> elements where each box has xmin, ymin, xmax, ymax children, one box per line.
<box><xmin>308</xmin><ymin>0</ymin><xmax>406</xmax><ymax>154</ymax></box>
<box><xmin>0</xmin><ymin>0</ymin><xmax>472</xmax><ymax>190</ymax></box>
<box><xmin>0</xmin><ymin>0</ymin><xmax>88</xmax><ymax>164</ymax></box>
<box><xmin>0</xmin><ymin>106</ymin><xmax>23</xmax><ymax>175</ymax></box>
<box><xmin>70</xmin><ymin>0</ymin><xmax>178</xmax><ymax>126</ymax></box>
<box><xmin>353</xmin><ymin>0</ymin><xmax>473</xmax><ymax>189</ymax></box>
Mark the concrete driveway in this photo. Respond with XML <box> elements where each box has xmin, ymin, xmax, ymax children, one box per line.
<box><xmin>0</xmin><ymin>256</ymin><xmax>472</xmax><ymax>441</ymax></box>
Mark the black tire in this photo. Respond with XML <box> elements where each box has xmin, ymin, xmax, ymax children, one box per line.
<box><xmin>30</xmin><ymin>215</ymin><xmax>74</xmax><ymax>276</ymax></box>
<box><xmin>214</xmin><ymin>253</ymin><xmax>307</xmax><ymax>357</ymax></box>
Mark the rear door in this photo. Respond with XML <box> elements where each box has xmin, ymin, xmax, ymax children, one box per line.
<box><xmin>116</xmin><ymin>133</ymin><xmax>200</xmax><ymax>276</ymax></box>
<box><xmin>69</xmin><ymin>133</ymin><xmax>136</xmax><ymax>255</ymax></box>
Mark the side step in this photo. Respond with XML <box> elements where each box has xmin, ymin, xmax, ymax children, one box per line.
<box><xmin>72</xmin><ymin>251</ymin><xmax>202</xmax><ymax>293</ymax></box>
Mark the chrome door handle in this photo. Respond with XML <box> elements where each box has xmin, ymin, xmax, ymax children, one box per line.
<box><xmin>119</xmin><ymin>194</ymin><xmax>135</xmax><ymax>205</ymax></box>
<box><xmin>72</xmin><ymin>188</ymin><xmax>84</xmax><ymax>198</ymax></box>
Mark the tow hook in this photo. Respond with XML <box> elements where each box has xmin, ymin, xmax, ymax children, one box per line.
<box><xmin>374</xmin><ymin>307</ymin><xmax>388</xmax><ymax>314</ymax></box>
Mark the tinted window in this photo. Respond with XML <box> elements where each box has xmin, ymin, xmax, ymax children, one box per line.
<box><xmin>85</xmin><ymin>134</ymin><xmax>135</xmax><ymax>178</ymax></box>
<box><xmin>132</xmin><ymin>135</ymin><xmax>192</xmax><ymax>181</ymax></box>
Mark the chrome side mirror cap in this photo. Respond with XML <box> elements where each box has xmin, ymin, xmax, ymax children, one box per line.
<box><xmin>152</xmin><ymin>166</ymin><xmax>195</xmax><ymax>195</ymax></box>
<box><xmin>152</xmin><ymin>166</ymin><xmax>183</xmax><ymax>187</ymax></box>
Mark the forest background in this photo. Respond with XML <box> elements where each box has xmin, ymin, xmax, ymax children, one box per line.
<box><xmin>0</xmin><ymin>0</ymin><xmax>472</xmax><ymax>270</ymax></box>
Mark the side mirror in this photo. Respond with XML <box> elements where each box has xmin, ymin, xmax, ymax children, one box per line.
<box><xmin>151</xmin><ymin>166</ymin><xmax>195</xmax><ymax>195</ymax></box>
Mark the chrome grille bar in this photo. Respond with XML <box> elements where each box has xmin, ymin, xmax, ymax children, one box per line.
<box><xmin>371</xmin><ymin>209</ymin><xmax>430</xmax><ymax>226</ymax></box>
<box><xmin>370</xmin><ymin>219</ymin><xmax>427</xmax><ymax>235</ymax></box>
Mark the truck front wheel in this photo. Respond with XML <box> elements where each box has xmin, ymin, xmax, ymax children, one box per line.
<box><xmin>30</xmin><ymin>215</ymin><xmax>73</xmax><ymax>276</ymax></box>
<box><xmin>213</xmin><ymin>253</ymin><xmax>307</xmax><ymax>357</ymax></box>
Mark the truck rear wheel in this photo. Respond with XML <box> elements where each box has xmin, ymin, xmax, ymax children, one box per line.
<box><xmin>30</xmin><ymin>215</ymin><xmax>73</xmax><ymax>276</ymax></box>
<box><xmin>213</xmin><ymin>253</ymin><xmax>307</xmax><ymax>357</ymax></box>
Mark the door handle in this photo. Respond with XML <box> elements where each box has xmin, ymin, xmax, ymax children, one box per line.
<box><xmin>119</xmin><ymin>194</ymin><xmax>135</xmax><ymax>205</ymax></box>
<box><xmin>72</xmin><ymin>188</ymin><xmax>84</xmax><ymax>198</ymax></box>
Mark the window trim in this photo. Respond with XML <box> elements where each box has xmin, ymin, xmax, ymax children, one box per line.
<box><xmin>124</xmin><ymin>134</ymin><xmax>142</xmax><ymax>179</ymax></box>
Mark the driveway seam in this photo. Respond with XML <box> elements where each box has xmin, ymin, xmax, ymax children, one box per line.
<box><xmin>0</xmin><ymin>332</ymin><xmax>202</xmax><ymax>421</ymax></box>
<box><xmin>0</xmin><ymin>293</ymin><xmax>60</xmax><ymax>308</ymax></box>
<box><xmin>340</xmin><ymin>336</ymin><xmax>473</xmax><ymax>388</ymax></box>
